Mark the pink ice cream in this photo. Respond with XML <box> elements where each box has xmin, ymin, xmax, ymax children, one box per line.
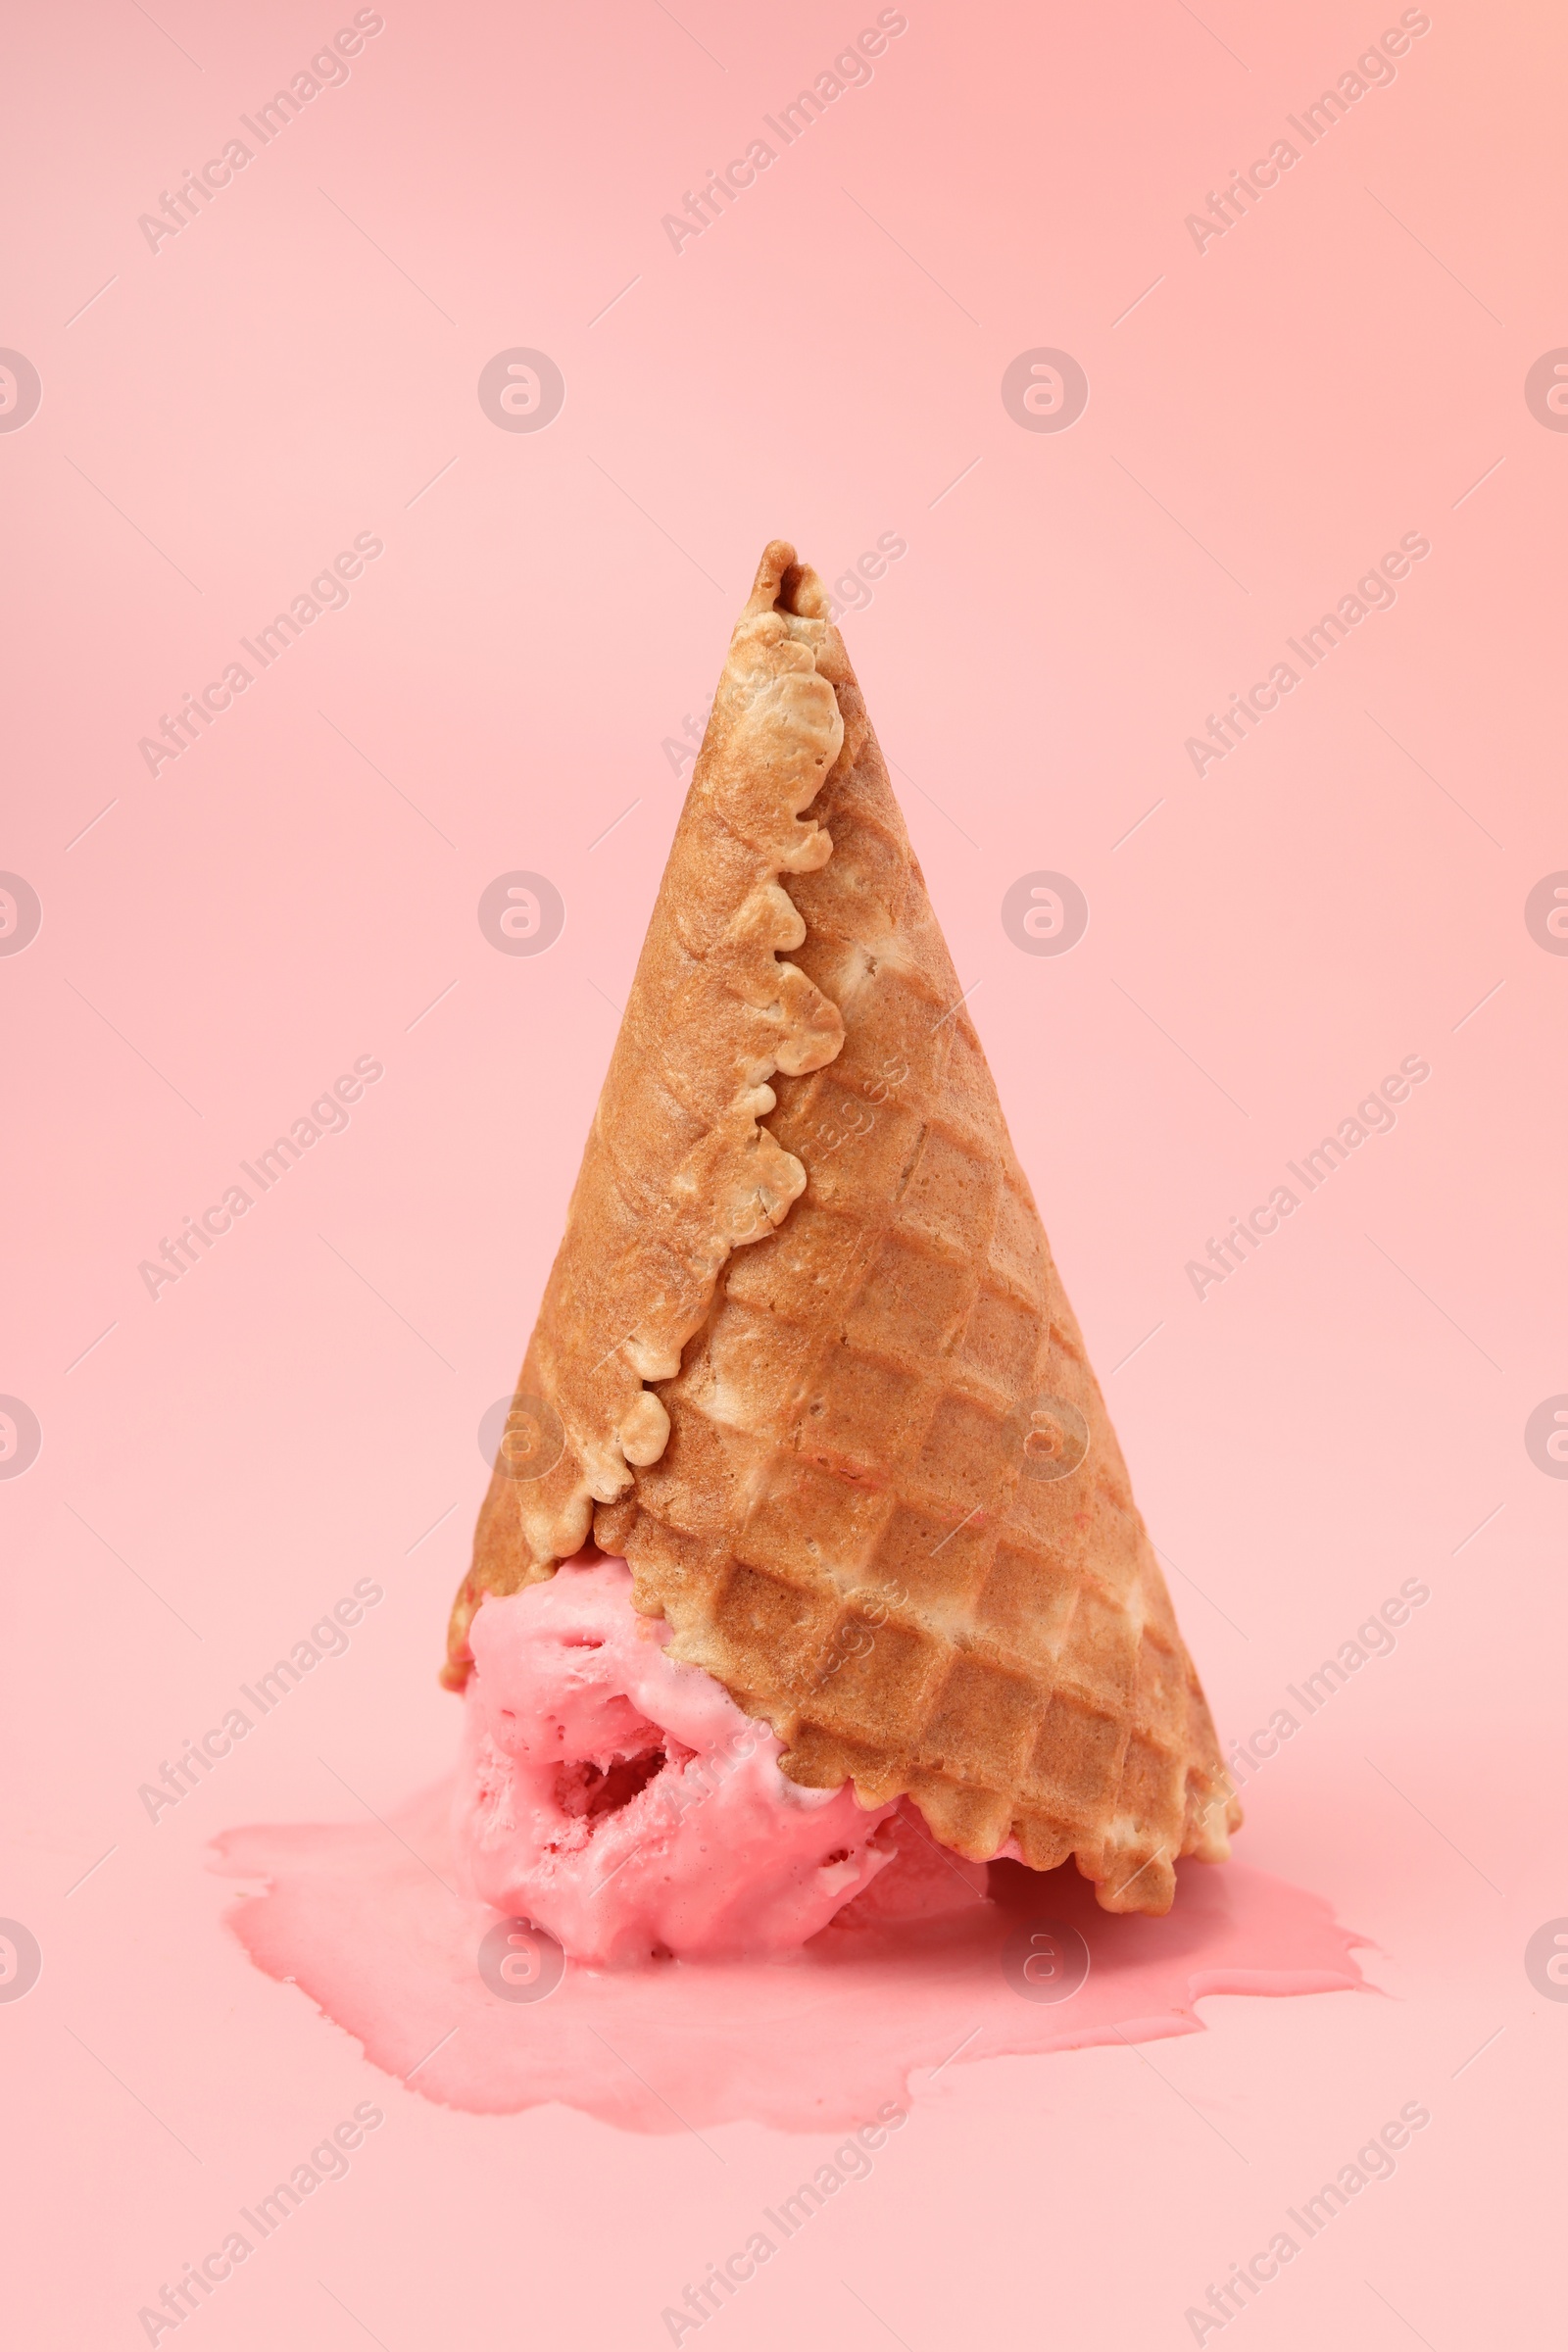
<box><xmin>452</xmin><ymin>1552</ymin><xmax>958</xmax><ymax>1967</ymax></box>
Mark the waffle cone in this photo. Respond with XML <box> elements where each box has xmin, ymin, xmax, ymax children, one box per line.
<box><xmin>445</xmin><ymin>541</ymin><xmax>1239</xmax><ymax>1914</ymax></box>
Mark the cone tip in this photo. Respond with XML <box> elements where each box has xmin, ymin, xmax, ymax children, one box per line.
<box><xmin>745</xmin><ymin>539</ymin><xmax>833</xmax><ymax>622</ymax></box>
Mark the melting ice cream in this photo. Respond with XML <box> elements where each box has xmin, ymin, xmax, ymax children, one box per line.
<box><xmin>451</xmin><ymin>1553</ymin><xmax>974</xmax><ymax>1966</ymax></box>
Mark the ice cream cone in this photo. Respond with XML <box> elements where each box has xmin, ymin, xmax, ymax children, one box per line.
<box><xmin>445</xmin><ymin>540</ymin><xmax>1239</xmax><ymax>1914</ymax></box>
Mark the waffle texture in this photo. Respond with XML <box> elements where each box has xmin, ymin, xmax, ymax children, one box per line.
<box><xmin>445</xmin><ymin>541</ymin><xmax>1239</xmax><ymax>1913</ymax></box>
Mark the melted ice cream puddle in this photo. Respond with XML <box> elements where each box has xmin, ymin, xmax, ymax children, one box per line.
<box><xmin>214</xmin><ymin>1568</ymin><xmax>1369</xmax><ymax>2128</ymax></box>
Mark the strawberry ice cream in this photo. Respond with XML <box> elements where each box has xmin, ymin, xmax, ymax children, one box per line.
<box><xmin>452</xmin><ymin>1552</ymin><xmax>943</xmax><ymax>1967</ymax></box>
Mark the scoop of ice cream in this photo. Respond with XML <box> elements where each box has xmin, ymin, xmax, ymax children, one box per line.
<box><xmin>833</xmin><ymin>1803</ymin><xmax>990</xmax><ymax>1927</ymax></box>
<box><xmin>452</xmin><ymin>1551</ymin><xmax>905</xmax><ymax>1966</ymax></box>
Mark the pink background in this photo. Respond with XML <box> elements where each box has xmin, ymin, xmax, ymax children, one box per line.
<box><xmin>4</xmin><ymin>0</ymin><xmax>1565</xmax><ymax>2343</ymax></box>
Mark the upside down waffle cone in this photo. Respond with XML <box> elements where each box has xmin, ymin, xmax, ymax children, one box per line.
<box><xmin>445</xmin><ymin>540</ymin><xmax>1239</xmax><ymax>1914</ymax></box>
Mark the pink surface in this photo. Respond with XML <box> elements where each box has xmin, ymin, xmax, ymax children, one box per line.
<box><xmin>4</xmin><ymin>0</ymin><xmax>1565</xmax><ymax>2346</ymax></box>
